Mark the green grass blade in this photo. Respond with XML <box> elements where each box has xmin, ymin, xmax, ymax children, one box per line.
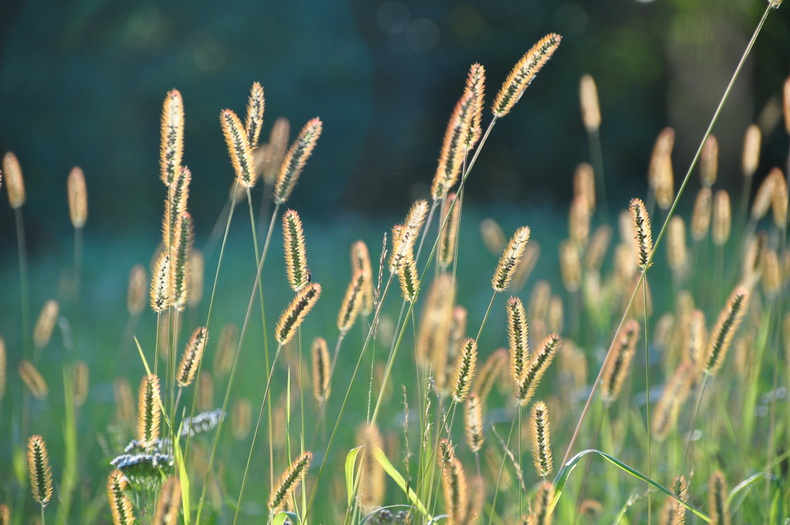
<box><xmin>345</xmin><ymin>446</ymin><xmax>364</xmax><ymax>507</ymax></box>
<box><xmin>371</xmin><ymin>446</ymin><xmax>433</xmax><ymax>520</ymax></box>
<box><xmin>272</xmin><ymin>511</ymin><xmax>300</xmax><ymax>525</ymax></box>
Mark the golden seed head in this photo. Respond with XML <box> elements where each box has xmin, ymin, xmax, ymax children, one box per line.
<box><xmin>451</xmin><ymin>338</ymin><xmax>478</xmax><ymax>403</ymax></box>
<box><xmin>72</xmin><ymin>360</ymin><xmax>89</xmax><ymax>408</ymax></box>
<box><xmin>584</xmin><ymin>225</ymin><xmax>611</xmax><ymax>271</ymax></box>
<box><xmin>397</xmin><ymin>249</ymin><xmax>420</xmax><ymax>302</ymax></box>
<box><xmin>244</xmin><ymin>82</ymin><xmax>265</xmax><ymax>150</ymax></box>
<box><xmin>275</xmin><ymin>282</ymin><xmax>322</xmax><ymax>345</ymax></box>
<box><xmin>311</xmin><ymin>337</ymin><xmax>331</xmax><ymax>403</ymax></box>
<box><xmin>351</xmin><ymin>240</ymin><xmax>374</xmax><ymax>315</ymax></box>
<box><xmin>648</xmin><ymin>128</ymin><xmax>675</xmax><ymax>210</ymax></box>
<box><xmin>559</xmin><ymin>240</ymin><xmax>581</xmax><ymax>292</ymax></box>
<box><xmin>114</xmin><ymin>377</ymin><xmax>134</xmax><ymax>425</ymax></box>
<box><xmin>268</xmin><ymin>451</ymin><xmax>312</xmax><ymax>513</ymax></box>
<box><xmin>666</xmin><ymin>216</ymin><xmax>687</xmax><ymax>277</ymax></box>
<box><xmin>464</xmin><ymin>393</ymin><xmax>485</xmax><ymax>452</ymax></box>
<box><xmin>464</xmin><ymin>63</ymin><xmax>486</xmax><ymax>149</ymax></box>
<box><xmin>690</xmin><ymin>187</ymin><xmax>712</xmax><ymax>241</ymax></box>
<box><xmin>506</xmin><ymin>297</ymin><xmax>530</xmax><ymax>383</ymax></box>
<box><xmin>492</xmin><ymin>33</ymin><xmax>562</xmax><ymax>118</ymax></box>
<box><xmin>3</xmin><ymin>151</ymin><xmax>25</xmax><ymax>208</ymax></box>
<box><xmin>150</xmin><ymin>253</ymin><xmax>171</xmax><ymax>313</ymax></box>
<box><xmin>389</xmin><ymin>200</ymin><xmax>429</xmax><ymax>273</ymax></box>
<box><xmin>441</xmin><ymin>457</ymin><xmax>468</xmax><ymax>525</ymax></box>
<box><xmin>712</xmin><ymin>190</ymin><xmax>731</xmax><ymax>246</ymax></box>
<box><xmin>176</xmin><ymin>326</ymin><xmax>209</xmax><ymax>387</ymax></box>
<box><xmin>761</xmin><ymin>249</ymin><xmax>781</xmax><ymax>297</ymax></box>
<box><xmin>152</xmin><ymin>476</ymin><xmax>181</xmax><ymax>525</ymax></box>
<box><xmin>661</xmin><ymin>475</ymin><xmax>688</xmax><ymax>525</ymax></box>
<box><xmin>529</xmin><ymin>280</ymin><xmax>552</xmax><ymax>322</ymax></box>
<box><xmin>356</xmin><ymin>423</ymin><xmax>385</xmax><ymax>510</ymax></box>
<box><xmin>705</xmin><ymin>286</ymin><xmax>748</xmax><ymax>375</ymax></box>
<box><xmin>700</xmin><ymin>134</ymin><xmax>718</xmax><ymax>187</ymax></box>
<box><xmin>492</xmin><ymin>226</ymin><xmax>531</xmax><ymax>292</ymax></box>
<box><xmin>160</xmin><ymin>89</ymin><xmax>184</xmax><ymax>186</ymax></box>
<box><xmin>187</xmin><ymin>249</ymin><xmax>204</xmax><ymax>308</ymax></box>
<box><xmin>573</xmin><ymin>162</ymin><xmax>596</xmax><ymax>211</ymax></box>
<box><xmin>439</xmin><ymin>193</ymin><xmax>462</xmax><ymax>269</ymax></box>
<box><xmin>708</xmin><ymin>471</ymin><xmax>730</xmax><ymax>525</ymax></box>
<box><xmin>137</xmin><ymin>374</ymin><xmax>162</xmax><ymax>450</ymax></box>
<box><xmin>509</xmin><ymin>242</ymin><xmax>540</xmax><ymax>293</ymax></box>
<box><xmin>579</xmin><ymin>74</ymin><xmax>601</xmax><ymax>132</ymax></box>
<box><xmin>569</xmin><ymin>196</ymin><xmax>591</xmax><ymax>248</ymax></box>
<box><xmin>688</xmin><ymin>309</ymin><xmax>707</xmax><ymax>366</ymax></box>
<box><xmin>221</xmin><ymin>108</ymin><xmax>256</xmax><ymax>188</ymax></box>
<box><xmin>432</xmin><ymin>91</ymin><xmax>475</xmax><ymax>201</ymax></box>
<box><xmin>232</xmin><ymin>397</ymin><xmax>252</xmax><ymax>441</ymax></box>
<box><xmin>474</xmin><ymin>348</ymin><xmax>507</xmax><ymax>401</ymax></box>
<box><xmin>528</xmin><ymin>481</ymin><xmax>555</xmax><ymax>525</ymax></box>
<box><xmin>751</xmin><ymin>169</ymin><xmax>777</xmax><ymax>221</ymax></box>
<box><xmin>67</xmin><ymin>166</ymin><xmax>88</xmax><ymax>228</ymax></box>
<box><xmin>107</xmin><ymin>470</ymin><xmax>135</xmax><ymax>525</ymax></box>
<box><xmin>480</xmin><ymin>217</ymin><xmax>506</xmax><ymax>255</ymax></box>
<box><xmin>261</xmin><ymin>117</ymin><xmax>291</xmax><ymax>185</ymax></box>
<box><xmin>530</xmin><ymin>401</ymin><xmax>553</xmax><ymax>477</ymax></box>
<box><xmin>770</xmin><ymin>168</ymin><xmax>788</xmax><ymax>229</ymax></box>
<box><xmin>629</xmin><ymin>198</ymin><xmax>653</xmax><ymax>271</ymax></box>
<box><xmin>547</xmin><ymin>296</ymin><xmax>563</xmax><ymax>334</ymax></box>
<box><xmin>741</xmin><ymin>124</ymin><xmax>761</xmax><ymax>177</ymax></box>
<box><xmin>27</xmin><ymin>435</ymin><xmax>53</xmax><ymax>506</ymax></box>
<box><xmin>169</xmin><ymin>212</ymin><xmax>194</xmax><ymax>310</ymax></box>
<box><xmin>601</xmin><ymin>319</ymin><xmax>640</xmax><ymax>403</ymax></box>
<box><xmin>517</xmin><ymin>333</ymin><xmax>560</xmax><ymax>406</ymax></box>
<box><xmin>282</xmin><ymin>209</ymin><xmax>310</xmax><ymax>292</ymax></box>
<box><xmin>652</xmin><ymin>360</ymin><xmax>696</xmax><ymax>441</ymax></box>
<box><xmin>274</xmin><ymin>117</ymin><xmax>322</xmax><ymax>204</ymax></box>
<box><xmin>416</xmin><ymin>275</ymin><xmax>455</xmax><ymax>387</ymax></box>
<box><xmin>33</xmin><ymin>299</ymin><xmax>59</xmax><ymax>349</ymax></box>
<box><xmin>338</xmin><ymin>269</ymin><xmax>365</xmax><ymax>334</ymax></box>
<box><xmin>19</xmin><ymin>360</ymin><xmax>48</xmax><ymax>400</ymax></box>
<box><xmin>127</xmin><ymin>264</ymin><xmax>147</xmax><ymax>315</ymax></box>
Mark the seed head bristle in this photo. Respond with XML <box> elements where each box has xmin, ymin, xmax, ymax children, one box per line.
<box><xmin>474</xmin><ymin>348</ymin><xmax>507</xmax><ymax>401</ymax></box>
<box><xmin>585</xmin><ymin>225</ymin><xmax>611</xmax><ymax>271</ymax></box>
<box><xmin>450</xmin><ymin>338</ymin><xmax>478</xmax><ymax>403</ymax></box>
<box><xmin>114</xmin><ymin>377</ymin><xmax>134</xmax><ymax>425</ymax></box>
<box><xmin>150</xmin><ymin>253</ymin><xmax>171</xmax><ymax>313</ymax></box>
<box><xmin>569</xmin><ymin>196</ymin><xmax>591</xmax><ymax>248</ymax></box>
<box><xmin>33</xmin><ymin>299</ymin><xmax>59</xmax><ymax>349</ymax></box>
<box><xmin>107</xmin><ymin>470</ymin><xmax>135</xmax><ymax>525</ymax></box>
<box><xmin>137</xmin><ymin>374</ymin><xmax>162</xmax><ymax>451</ymax></box>
<box><xmin>506</xmin><ymin>297</ymin><xmax>529</xmax><ymax>384</ymax></box>
<box><xmin>666</xmin><ymin>216</ymin><xmax>687</xmax><ymax>278</ymax></box>
<box><xmin>262</xmin><ymin>117</ymin><xmax>290</xmax><ymax>185</ymax></box>
<box><xmin>579</xmin><ymin>74</ymin><xmax>601</xmax><ymax>132</ymax></box>
<box><xmin>398</xmin><ymin>249</ymin><xmax>420</xmax><ymax>302</ymax></box>
<box><xmin>574</xmin><ymin>162</ymin><xmax>596</xmax><ymax>211</ymax></box>
<box><xmin>464</xmin><ymin>63</ymin><xmax>485</xmax><ymax>149</ymax></box>
<box><xmin>660</xmin><ymin>475</ymin><xmax>688</xmax><ymax>525</ymax></box>
<box><xmin>688</xmin><ymin>310</ymin><xmax>707</xmax><ymax>367</ymax></box>
<box><xmin>652</xmin><ymin>360</ymin><xmax>696</xmax><ymax>440</ymax></box>
<box><xmin>356</xmin><ymin>423</ymin><xmax>385</xmax><ymax>510</ymax></box>
<box><xmin>416</xmin><ymin>275</ymin><xmax>454</xmax><ymax>382</ymax></box>
<box><xmin>708</xmin><ymin>470</ymin><xmax>730</xmax><ymax>525</ymax></box>
<box><xmin>169</xmin><ymin>212</ymin><xmax>194</xmax><ymax>310</ymax></box>
<box><xmin>509</xmin><ymin>243</ymin><xmax>540</xmax><ymax>293</ymax></box>
<box><xmin>601</xmin><ymin>319</ymin><xmax>640</xmax><ymax>403</ymax></box>
<box><xmin>691</xmin><ymin>188</ymin><xmax>712</xmax><ymax>241</ymax></box>
<box><xmin>464</xmin><ymin>393</ymin><xmax>485</xmax><ymax>453</ymax></box>
<box><xmin>19</xmin><ymin>360</ymin><xmax>48</xmax><ymax>400</ymax></box>
<box><xmin>244</xmin><ymin>82</ymin><xmax>265</xmax><ymax>150</ymax></box>
<box><xmin>480</xmin><ymin>217</ymin><xmax>506</xmax><ymax>255</ymax></box>
<box><xmin>176</xmin><ymin>326</ymin><xmax>208</xmax><ymax>387</ymax></box>
<box><xmin>629</xmin><ymin>198</ymin><xmax>653</xmax><ymax>271</ymax></box>
<box><xmin>164</xmin><ymin>166</ymin><xmax>191</xmax><ymax>250</ymax></box>
<box><xmin>73</xmin><ymin>360</ymin><xmax>89</xmax><ymax>408</ymax></box>
<box><xmin>3</xmin><ymin>151</ymin><xmax>25</xmax><ymax>209</ymax></box>
<box><xmin>439</xmin><ymin>193</ymin><xmax>461</xmax><ymax>269</ymax></box>
<box><xmin>338</xmin><ymin>269</ymin><xmax>365</xmax><ymax>334</ymax></box>
<box><xmin>282</xmin><ymin>209</ymin><xmax>310</xmax><ymax>292</ymax></box>
<box><xmin>527</xmin><ymin>481</ymin><xmax>555</xmax><ymax>525</ymax></box>
<box><xmin>0</xmin><ymin>503</ymin><xmax>9</xmax><ymax>524</ymax></box>
<box><xmin>160</xmin><ymin>89</ymin><xmax>184</xmax><ymax>186</ymax></box>
<box><xmin>548</xmin><ymin>296</ymin><xmax>563</xmax><ymax>334</ymax></box>
<box><xmin>442</xmin><ymin>457</ymin><xmax>468</xmax><ymax>525</ymax></box>
<box><xmin>275</xmin><ymin>283</ymin><xmax>322</xmax><ymax>345</ymax></box>
<box><xmin>27</xmin><ymin>435</ymin><xmax>53</xmax><ymax>506</ymax></box>
<box><xmin>311</xmin><ymin>337</ymin><xmax>331</xmax><ymax>403</ymax></box>
<box><xmin>741</xmin><ymin>124</ymin><xmax>761</xmax><ymax>178</ymax></box>
<box><xmin>704</xmin><ymin>287</ymin><xmax>748</xmax><ymax>375</ymax></box>
<box><xmin>751</xmin><ymin>169</ymin><xmax>776</xmax><ymax>221</ymax></box>
<box><xmin>770</xmin><ymin>167</ymin><xmax>788</xmax><ymax>229</ymax></box>
<box><xmin>187</xmin><ymin>249</ymin><xmax>204</xmax><ymax>308</ymax></box>
<box><xmin>529</xmin><ymin>280</ymin><xmax>551</xmax><ymax>322</ymax></box>
<box><xmin>221</xmin><ymin>108</ymin><xmax>256</xmax><ymax>188</ymax></box>
<box><xmin>700</xmin><ymin>134</ymin><xmax>718</xmax><ymax>188</ymax></box>
<box><xmin>517</xmin><ymin>333</ymin><xmax>560</xmax><ymax>406</ymax></box>
<box><xmin>431</xmin><ymin>91</ymin><xmax>475</xmax><ymax>201</ymax></box>
<box><xmin>648</xmin><ymin>128</ymin><xmax>675</xmax><ymax>210</ymax></box>
<box><xmin>492</xmin><ymin>33</ymin><xmax>562</xmax><ymax>118</ymax></box>
<box><xmin>492</xmin><ymin>226</ymin><xmax>530</xmax><ymax>292</ymax></box>
<box><xmin>530</xmin><ymin>401</ymin><xmax>553</xmax><ymax>478</ymax></box>
<box><xmin>67</xmin><ymin>166</ymin><xmax>88</xmax><ymax>228</ymax></box>
<box><xmin>389</xmin><ymin>200</ymin><xmax>429</xmax><ymax>272</ymax></box>
<box><xmin>152</xmin><ymin>476</ymin><xmax>181</xmax><ymax>525</ymax></box>
<box><xmin>761</xmin><ymin>249</ymin><xmax>781</xmax><ymax>297</ymax></box>
<box><xmin>712</xmin><ymin>190</ymin><xmax>731</xmax><ymax>246</ymax></box>
<box><xmin>559</xmin><ymin>240</ymin><xmax>581</xmax><ymax>292</ymax></box>
<box><xmin>268</xmin><ymin>451</ymin><xmax>312</xmax><ymax>513</ymax></box>
<box><xmin>350</xmin><ymin>240</ymin><xmax>374</xmax><ymax>315</ymax></box>
<box><xmin>274</xmin><ymin>117</ymin><xmax>322</xmax><ymax>204</ymax></box>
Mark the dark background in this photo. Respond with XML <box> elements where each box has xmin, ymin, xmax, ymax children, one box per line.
<box><xmin>1</xmin><ymin>0</ymin><xmax>789</xmax><ymax>249</ymax></box>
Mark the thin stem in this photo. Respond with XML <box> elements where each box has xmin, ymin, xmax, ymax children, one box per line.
<box><xmin>15</xmin><ymin>207</ymin><xmax>30</xmax><ymax>359</ymax></box>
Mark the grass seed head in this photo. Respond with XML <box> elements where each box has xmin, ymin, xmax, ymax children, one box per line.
<box><xmin>648</xmin><ymin>128</ymin><xmax>675</xmax><ymax>210</ymax></box>
<box><xmin>282</xmin><ymin>209</ymin><xmax>310</xmax><ymax>292</ymax></box>
<box><xmin>33</xmin><ymin>299</ymin><xmax>59</xmax><ymax>349</ymax></box>
<box><xmin>187</xmin><ymin>249</ymin><xmax>204</xmax><ymax>308</ymax></box>
<box><xmin>73</xmin><ymin>360</ymin><xmax>89</xmax><ymax>408</ymax></box>
<box><xmin>356</xmin><ymin>423</ymin><xmax>385</xmax><ymax>511</ymax></box>
<box><xmin>160</xmin><ymin>89</ymin><xmax>184</xmax><ymax>186</ymax></box>
<box><xmin>601</xmin><ymin>319</ymin><xmax>640</xmax><ymax>403</ymax></box>
<box><xmin>464</xmin><ymin>63</ymin><xmax>485</xmax><ymax>148</ymax></box>
<box><xmin>127</xmin><ymin>264</ymin><xmax>147</xmax><ymax>315</ymax></box>
<box><xmin>268</xmin><ymin>451</ymin><xmax>312</xmax><ymax>514</ymax></box>
<box><xmin>559</xmin><ymin>240</ymin><xmax>581</xmax><ymax>292</ymax></box>
<box><xmin>652</xmin><ymin>360</ymin><xmax>696</xmax><ymax>440</ymax></box>
<box><xmin>439</xmin><ymin>193</ymin><xmax>462</xmax><ymax>269</ymax></box>
<box><xmin>704</xmin><ymin>287</ymin><xmax>748</xmax><ymax>375</ymax></box>
<box><xmin>176</xmin><ymin>326</ymin><xmax>208</xmax><ymax>387</ymax></box>
<box><xmin>232</xmin><ymin>397</ymin><xmax>252</xmax><ymax>441</ymax></box>
<box><xmin>690</xmin><ymin>187</ymin><xmax>712</xmax><ymax>241</ymax></box>
<box><xmin>337</xmin><ymin>269</ymin><xmax>365</xmax><ymax>334</ymax></box>
<box><xmin>629</xmin><ymin>198</ymin><xmax>653</xmax><ymax>271</ymax></box>
<box><xmin>27</xmin><ymin>435</ymin><xmax>53</xmax><ymax>506</ymax></box>
<box><xmin>261</xmin><ymin>117</ymin><xmax>290</xmax><ymax>185</ymax></box>
<box><xmin>741</xmin><ymin>124</ymin><xmax>761</xmax><ymax>178</ymax></box>
<box><xmin>244</xmin><ymin>82</ymin><xmax>265</xmax><ymax>150</ymax></box>
<box><xmin>169</xmin><ymin>212</ymin><xmax>193</xmax><ymax>310</ymax></box>
<box><xmin>311</xmin><ymin>337</ymin><xmax>331</xmax><ymax>404</ymax></box>
<box><xmin>137</xmin><ymin>374</ymin><xmax>162</xmax><ymax>451</ymax></box>
<box><xmin>107</xmin><ymin>470</ymin><xmax>135</xmax><ymax>525</ymax></box>
<box><xmin>464</xmin><ymin>393</ymin><xmax>485</xmax><ymax>452</ymax></box>
<box><xmin>19</xmin><ymin>360</ymin><xmax>48</xmax><ymax>400</ymax></box>
<box><xmin>517</xmin><ymin>333</ymin><xmax>560</xmax><ymax>406</ymax></box>
<box><xmin>67</xmin><ymin>166</ymin><xmax>88</xmax><ymax>228</ymax></box>
<box><xmin>708</xmin><ymin>470</ymin><xmax>731</xmax><ymax>525</ymax></box>
<box><xmin>152</xmin><ymin>476</ymin><xmax>181</xmax><ymax>525</ymax></box>
<box><xmin>492</xmin><ymin>33</ymin><xmax>562</xmax><ymax>118</ymax></box>
<box><xmin>389</xmin><ymin>200</ymin><xmax>429</xmax><ymax>272</ymax></box>
<box><xmin>527</xmin><ymin>481</ymin><xmax>555</xmax><ymax>525</ymax></box>
<box><xmin>770</xmin><ymin>168</ymin><xmax>788</xmax><ymax>229</ymax></box>
<box><xmin>275</xmin><ymin>282</ymin><xmax>322</xmax><ymax>345</ymax></box>
<box><xmin>451</xmin><ymin>338</ymin><xmax>478</xmax><ymax>403</ymax></box>
<box><xmin>350</xmin><ymin>240</ymin><xmax>374</xmax><ymax>315</ymax></box>
<box><xmin>274</xmin><ymin>117</ymin><xmax>322</xmax><ymax>204</ymax></box>
<box><xmin>432</xmin><ymin>91</ymin><xmax>475</xmax><ymax>201</ymax></box>
<box><xmin>442</xmin><ymin>457</ymin><xmax>468</xmax><ymax>525</ymax></box>
<box><xmin>506</xmin><ymin>297</ymin><xmax>529</xmax><ymax>384</ymax></box>
<box><xmin>579</xmin><ymin>74</ymin><xmax>601</xmax><ymax>132</ymax></box>
<box><xmin>220</xmin><ymin>108</ymin><xmax>256</xmax><ymax>188</ymax></box>
<box><xmin>530</xmin><ymin>401</ymin><xmax>553</xmax><ymax>478</ymax></box>
<box><xmin>474</xmin><ymin>348</ymin><xmax>508</xmax><ymax>401</ymax></box>
<box><xmin>573</xmin><ymin>162</ymin><xmax>596</xmax><ymax>211</ymax></box>
<box><xmin>751</xmin><ymin>169</ymin><xmax>776</xmax><ymax>221</ymax></box>
<box><xmin>700</xmin><ymin>134</ymin><xmax>718</xmax><ymax>187</ymax></box>
<box><xmin>150</xmin><ymin>253</ymin><xmax>171</xmax><ymax>313</ymax></box>
<box><xmin>492</xmin><ymin>226</ymin><xmax>530</xmax><ymax>292</ymax></box>
<box><xmin>712</xmin><ymin>190</ymin><xmax>731</xmax><ymax>246</ymax></box>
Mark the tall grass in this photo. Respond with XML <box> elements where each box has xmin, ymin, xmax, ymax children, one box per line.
<box><xmin>1</xmin><ymin>4</ymin><xmax>789</xmax><ymax>523</ymax></box>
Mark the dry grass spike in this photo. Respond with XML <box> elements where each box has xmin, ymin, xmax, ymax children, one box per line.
<box><xmin>712</xmin><ymin>190</ymin><xmax>731</xmax><ymax>246</ymax></box>
<box><xmin>27</xmin><ymin>435</ymin><xmax>53</xmax><ymax>506</ymax></box>
<box><xmin>492</xmin><ymin>226</ymin><xmax>530</xmax><ymax>292</ymax></box>
<box><xmin>137</xmin><ymin>374</ymin><xmax>162</xmax><ymax>451</ymax></box>
<box><xmin>68</xmin><ymin>166</ymin><xmax>88</xmax><ymax>228</ymax></box>
<box><xmin>464</xmin><ymin>63</ymin><xmax>485</xmax><ymax>148</ymax></box>
<box><xmin>33</xmin><ymin>299</ymin><xmax>59</xmax><ymax>349</ymax></box>
<box><xmin>708</xmin><ymin>470</ymin><xmax>731</xmax><ymax>525</ymax></box>
<box><xmin>704</xmin><ymin>287</ymin><xmax>748</xmax><ymax>375</ymax></box>
<box><xmin>700</xmin><ymin>134</ymin><xmax>718</xmax><ymax>187</ymax></box>
<box><xmin>150</xmin><ymin>252</ymin><xmax>171</xmax><ymax>313</ymax></box>
<box><xmin>431</xmin><ymin>91</ymin><xmax>475</xmax><ymax>201</ymax></box>
<box><xmin>351</xmin><ymin>240</ymin><xmax>374</xmax><ymax>315</ymax></box>
<box><xmin>492</xmin><ymin>33</ymin><xmax>562</xmax><ymax>118</ymax></box>
<box><xmin>73</xmin><ymin>360</ymin><xmax>89</xmax><ymax>408</ymax></box>
<box><xmin>356</xmin><ymin>423</ymin><xmax>385</xmax><ymax>511</ymax></box>
<box><xmin>442</xmin><ymin>457</ymin><xmax>468</xmax><ymax>525</ymax></box>
<box><xmin>398</xmin><ymin>250</ymin><xmax>420</xmax><ymax>302</ymax></box>
<box><xmin>160</xmin><ymin>89</ymin><xmax>184</xmax><ymax>186</ymax></box>
<box><xmin>629</xmin><ymin>198</ymin><xmax>653</xmax><ymax>271</ymax></box>
<box><xmin>389</xmin><ymin>199</ymin><xmax>429</xmax><ymax>273</ymax></box>
<box><xmin>244</xmin><ymin>82</ymin><xmax>265</xmax><ymax>150</ymax></box>
<box><xmin>176</xmin><ymin>326</ymin><xmax>209</xmax><ymax>387</ymax></box>
<box><xmin>221</xmin><ymin>108</ymin><xmax>256</xmax><ymax>188</ymax></box>
<box><xmin>282</xmin><ymin>209</ymin><xmax>310</xmax><ymax>292</ymax></box>
<box><xmin>691</xmin><ymin>188</ymin><xmax>712</xmax><ymax>241</ymax></box>
<box><xmin>311</xmin><ymin>337</ymin><xmax>331</xmax><ymax>403</ymax></box>
<box><xmin>268</xmin><ymin>451</ymin><xmax>312</xmax><ymax>514</ymax></box>
<box><xmin>169</xmin><ymin>212</ymin><xmax>193</xmax><ymax>310</ymax></box>
<box><xmin>579</xmin><ymin>74</ymin><xmax>601</xmax><ymax>133</ymax></box>
<box><xmin>741</xmin><ymin>124</ymin><xmax>761</xmax><ymax>178</ymax></box>
<box><xmin>107</xmin><ymin>470</ymin><xmax>135</xmax><ymax>525</ymax></box>
<box><xmin>451</xmin><ymin>338</ymin><xmax>478</xmax><ymax>403</ymax></box>
<box><xmin>19</xmin><ymin>360</ymin><xmax>48</xmax><ymax>400</ymax></box>
<box><xmin>517</xmin><ymin>333</ymin><xmax>561</xmax><ymax>406</ymax></box>
<box><xmin>506</xmin><ymin>296</ymin><xmax>529</xmax><ymax>384</ymax></box>
<box><xmin>274</xmin><ymin>117</ymin><xmax>322</xmax><ymax>204</ymax></box>
<box><xmin>528</xmin><ymin>481</ymin><xmax>555</xmax><ymax>525</ymax></box>
<box><xmin>464</xmin><ymin>392</ymin><xmax>484</xmax><ymax>452</ymax></box>
<box><xmin>275</xmin><ymin>282</ymin><xmax>322</xmax><ymax>345</ymax></box>
<box><xmin>648</xmin><ymin>128</ymin><xmax>674</xmax><ymax>210</ymax></box>
<box><xmin>152</xmin><ymin>476</ymin><xmax>181</xmax><ymax>525</ymax></box>
<box><xmin>439</xmin><ymin>193</ymin><xmax>462</xmax><ymax>269</ymax></box>
<box><xmin>530</xmin><ymin>401</ymin><xmax>553</xmax><ymax>478</ymax></box>
<box><xmin>261</xmin><ymin>117</ymin><xmax>290</xmax><ymax>185</ymax></box>
<box><xmin>337</xmin><ymin>269</ymin><xmax>365</xmax><ymax>334</ymax></box>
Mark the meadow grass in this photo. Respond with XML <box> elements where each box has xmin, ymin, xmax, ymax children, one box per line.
<box><xmin>1</xmin><ymin>3</ymin><xmax>789</xmax><ymax>523</ymax></box>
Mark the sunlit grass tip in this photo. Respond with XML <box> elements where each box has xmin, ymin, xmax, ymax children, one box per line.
<box><xmin>107</xmin><ymin>470</ymin><xmax>135</xmax><ymax>525</ymax></box>
<box><xmin>530</xmin><ymin>401</ymin><xmax>553</xmax><ymax>478</ymax></box>
<box><xmin>282</xmin><ymin>209</ymin><xmax>310</xmax><ymax>292</ymax></box>
<box><xmin>160</xmin><ymin>89</ymin><xmax>184</xmax><ymax>186</ymax></box>
<box><xmin>492</xmin><ymin>226</ymin><xmax>530</xmax><ymax>292</ymax></box>
<box><xmin>28</xmin><ymin>435</ymin><xmax>53</xmax><ymax>507</ymax></box>
<box><xmin>704</xmin><ymin>286</ymin><xmax>748</xmax><ymax>375</ymax></box>
<box><xmin>176</xmin><ymin>326</ymin><xmax>209</xmax><ymax>387</ymax></box>
<box><xmin>275</xmin><ymin>282</ymin><xmax>322</xmax><ymax>345</ymax></box>
<box><xmin>220</xmin><ymin>108</ymin><xmax>256</xmax><ymax>188</ymax></box>
<box><xmin>311</xmin><ymin>337</ymin><xmax>331</xmax><ymax>403</ymax></box>
<box><xmin>244</xmin><ymin>81</ymin><xmax>265</xmax><ymax>150</ymax></box>
<box><xmin>629</xmin><ymin>198</ymin><xmax>653</xmax><ymax>271</ymax></box>
<box><xmin>67</xmin><ymin>166</ymin><xmax>88</xmax><ymax>228</ymax></box>
<box><xmin>268</xmin><ymin>451</ymin><xmax>312</xmax><ymax>514</ymax></box>
<box><xmin>451</xmin><ymin>337</ymin><xmax>478</xmax><ymax>403</ymax></box>
<box><xmin>137</xmin><ymin>374</ymin><xmax>162</xmax><ymax>451</ymax></box>
<box><xmin>274</xmin><ymin>117</ymin><xmax>322</xmax><ymax>204</ymax></box>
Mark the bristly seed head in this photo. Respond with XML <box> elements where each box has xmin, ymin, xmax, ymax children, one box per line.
<box><xmin>451</xmin><ymin>338</ymin><xmax>478</xmax><ymax>403</ymax></box>
<box><xmin>492</xmin><ymin>33</ymin><xmax>562</xmax><ymax>118</ymax></box>
<box><xmin>107</xmin><ymin>470</ymin><xmax>135</xmax><ymax>525</ymax></box>
<box><xmin>464</xmin><ymin>393</ymin><xmax>484</xmax><ymax>452</ymax></box>
<box><xmin>492</xmin><ymin>226</ymin><xmax>530</xmax><ymax>292</ymax></box>
<box><xmin>282</xmin><ymin>209</ymin><xmax>310</xmax><ymax>292</ymax></box>
<box><xmin>389</xmin><ymin>200</ymin><xmax>429</xmax><ymax>273</ymax></box>
<box><xmin>741</xmin><ymin>124</ymin><xmax>761</xmax><ymax>178</ymax></box>
<box><xmin>160</xmin><ymin>89</ymin><xmax>184</xmax><ymax>186</ymax></box>
<box><xmin>312</xmin><ymin>337</ymin><xmax>331</xmax><ymax>403</ymax></box>
<box><xmin>441</xmin><ymin>457</ymin><xmax>468</xmax><ymax>525</ymax></box>
<box><xmin>137</xmin><ymin>374</ymin><xmax>162</xmax><ymax>451</ymax></box>
<box><xmin>506</xmin><ymin>297</ymin><xmax>529</xmax><ymax>384</ymax></box>
<box><xmin>176</xmin><ymin>327</ymin><xmax>208</xmax><ymax>387</ymax></box>
<box><xmin>274</xmin><ymin>118</ymin><xmax>322</xmax><ymax>204</ymax></box>
<box><xmin>530</xmin><ymin>401</ymin><xmax>553</xmax><ymax>478</ymax></box>
<box><xmin>601</xmin><ymin>319</ymin><xmax>640</xmax><ymax>403</ymax></box>
<box><xmin>464</xmin><ymin>63</ymin><xmax>485</xmax><ymax>149</ymax></box>
<box><xmin>19</xmin><ymin>360</ymin><xmax>48</xmax><ymax>400</ymax></box>
<box><xmin>579</xmin><ymin>74</ymin><xmax>601</xmax><ymax>133</ymax></box>
<box><xmin>337</xmin><ymin>269</ymin><xmax>365</xmax><ymax>334</ymax></box>
<box><xmin>439</xmin><ymin>193</ymin><xmax>461</xmax><ymax>269</ymax></box>
<box><xmin>629</xmin><ymin>198</ymin><xmax>653</xmax><ymax>271</ymax></box>
<box><xmin>700</xmin><ymin>134</ymin><xmax>718</xmax><ymax>188</ymax></box>
<box><xmin>244</xmin><ymin>82</ymin><xmax>265</xmax><ymax>150</ymax></box>
<box><xmin>704</xmin><ymin>286</ymin><xmax>748</xmax><ymax>375</ymax></box>
<box><xmin>275</xmin><ymin>282</ymin><xmax>322</xmax><ymax>345</ymax></box>
<box><xmin>151</xmin><ymin>253</ymin><xmax>171</xmax><ymax>313</ymax></box>
<box><xmin>712</xmin><ymin>190</ymin><xmax>731</xmax><ymax>247</ymax></box>
<box><xmin>221</xmin><ymin>108</ymin><xmax>256</xmax><ymax>188</ymax></box>
<box><xmin>68</xmin><ymin>166</ymin><xmax>88</xmax><ymax>228</ymax></box>
<box><xmin>268</xmin><ymin>451</ymin><xmax>312</xmax><ymax>514</ymax></box>
<box><xmin>431</xmin><ymin>91</ymin><xmax>475</xmax><ymax>201</ymax></box>
<box><xmin>28</xmin><ymin>435</ymin><xmax>53</xmax><ymax>506</ymax></box>
<box><xmin>517</xmin><ymin>333</ymin><xmax>560</xmax><ymax>406</ymax></box>
<box><xmin>350</xmin><ymin>240</ymin><xmax>374</xmax><ymax>315</ymax></box>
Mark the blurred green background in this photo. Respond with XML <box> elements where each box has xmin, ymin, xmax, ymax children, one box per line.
<box><xmin>1</xmin><ymin>0</ymin><xmax>789</xmax><ymax>245</ymax></box>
